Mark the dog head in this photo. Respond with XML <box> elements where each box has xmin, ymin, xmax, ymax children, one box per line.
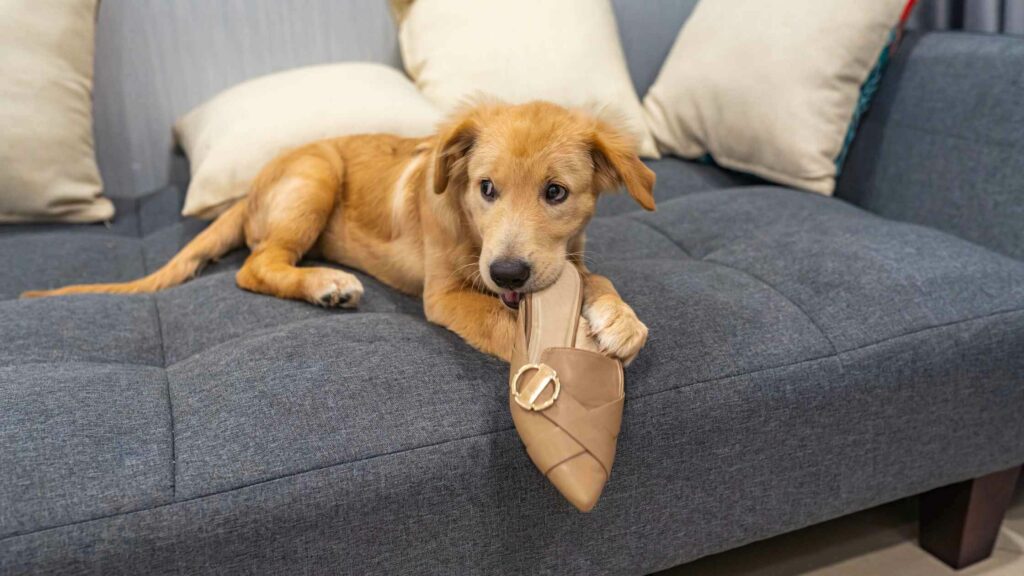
<box><xmin>432</xmin><ymin>101</ymin><xmax>655</xmax><ymax>307</ymax></box>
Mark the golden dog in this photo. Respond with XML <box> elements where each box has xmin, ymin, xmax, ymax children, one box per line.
<box><xmin>24</xmin><ymin>102</ymin><xmax>654</xmax><ymax>363</ymax></box>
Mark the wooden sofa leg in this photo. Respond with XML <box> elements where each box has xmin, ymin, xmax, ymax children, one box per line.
<box><xmin>919</xmin><ymin>465</ymin><xmax>1021</xmax><ymax>569</ymax></box>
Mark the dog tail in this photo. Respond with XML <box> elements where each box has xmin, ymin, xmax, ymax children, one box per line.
<box><xmin>22</xmin><ymin>199</ymin><xmax>248</xmax><ymax>299</ymax></box>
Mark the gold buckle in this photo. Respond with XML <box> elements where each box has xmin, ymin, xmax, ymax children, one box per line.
<box><xmin>511</xmin><ymin>363</ymin><xmax>560</xmax><ymax>411</ymax></box>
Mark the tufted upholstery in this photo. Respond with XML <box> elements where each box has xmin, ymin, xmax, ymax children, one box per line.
<box><xmin>2</xmin><ymin>158</ymin><xmax>1024</xmax><ymax>574</ymax></box>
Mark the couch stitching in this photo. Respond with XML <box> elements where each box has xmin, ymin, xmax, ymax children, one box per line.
<box><xmin>637</xmin><ymin>306</ymin><xmax>1024</xmax><ymax>403</ymax></box>
<box><xmin>150</xmin><ymin>295</ymin><xmax>175</xmax><ymax>500</ymax></box>
<box><xmin>0</xmin><ymin>310</ymin><xmax>428</xmax><ymax>368</ymax></box>
<box><xmin>2</xmin><ymin>305</ymin><xmax>1021</xmax><ymax>544</ymax></box>
<box><xmin>0</xmin><ymin>427</ymin><xmax>515</xmax><ymax>541</ymax></box>
<box><xmin>628</xmin><ymin>217</ymin><xmax>695</xmax><ymax>258</ymax></box>
<box><xmin>629</xmin><ymin>218</ymin><xmax>842</xmax><ymax>356</ymax></box>
<box><xmin>0</xmin><ymin>317</ymin><xmax>440</xmax><ymax>372</ymax></box>
<box><xmin>139</xmin><ymin>233</ymin><xmax>153</xmax><ymax>276</ymax></box>
<box><xmin>0</xmin><ymin>360</ymin><xmax>165</xmax><ymax>371</ymax></box>
<box><xmin>160</xmin><ymin>312</ymin><xmax>433</xmax><ymax>367</ymax></box>
<box><xmin>704</xmin><ymin>258</ymin><xmax>840</xmax><ymax>356</ymax></box>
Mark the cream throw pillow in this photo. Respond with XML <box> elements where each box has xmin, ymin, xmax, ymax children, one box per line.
<box><xmin>643</xmin><ymin>0</ymin><xmax>908</xmax><ymax>195</ymax></box>
<box><xmin>176</xmin><ymin>63</ymin><xmax>443</xmax><ymax>219</ymax></box>
<box><xmin>0</xmin><ymin>0</ymin><xmax>112</xmax><ymax>223</ymax></box>
<box><xmin>395</xmin><ymin>0</ymin><xmax>659</xmax><ymax>158</ymax></box>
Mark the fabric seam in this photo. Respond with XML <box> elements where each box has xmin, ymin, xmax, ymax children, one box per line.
<box><xmin>628</xmin><ymin>218</ymin><xmax>839</xmax><ymax>354</ymax></box>
<box><xmin>700</xmin><ymin>257</ymin><xmax>840</xmax><ymax>356</ymax></box>
<box><xmin>150</xmin><ymin>295</ymin><xmax>175</xmax><ymax>499</ymax></box>
<box><xmin>627</xmin><ymin>216</ymin><xmax>696</xmax><ymax>258</ymax></box>
<box><xmin>2</xmin><ymin>306</ymin><xmax>1021</xmax><ymax>543</ymax></box>
<box><xmin>0</xmin><ymin>312</ymin><xmax>429</xmax><ymax>369</ymax></box>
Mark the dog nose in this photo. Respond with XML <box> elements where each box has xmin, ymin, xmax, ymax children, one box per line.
<box><xmin>489</xmin><ymin>259</ymin><xmax>532</xmax><ymax>290</ymax></box>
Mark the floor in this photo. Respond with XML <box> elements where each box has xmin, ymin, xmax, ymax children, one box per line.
<box><xmin>657</xmin><ymin>486</ymin><xmax>1024</xmax><ymax>576</ymax></box>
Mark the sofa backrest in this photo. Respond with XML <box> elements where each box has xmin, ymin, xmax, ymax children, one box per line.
<box><xmin>92</xmin><ymin>0</ymin><xmax>698</xmax><ymax>199</ymax></box>
<box><xmin>836</xmin><ymin>31</ymin><xmax>1024</xmax><ymax>260</ymax></box>
<box><xmin>612</xmin><ymin>1</ymin><xmax>699</xmax><ymax>97</ymax></box>
<box><xmin>93</xmin><ymin>0</ymin><xmax>399</xmax><ymax>198</ymax></box>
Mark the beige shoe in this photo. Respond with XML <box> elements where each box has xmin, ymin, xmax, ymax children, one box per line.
<box><xmin>508</xmin><ymin>264</ymin><xmax>625</xmax><ymax>512</ymax></box>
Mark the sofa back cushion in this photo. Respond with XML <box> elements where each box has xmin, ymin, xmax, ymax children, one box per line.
<box><xmin>836</xmin><ymin>32</ymin><xmax>1024</xmax><ymax>260</ymax></box>
<box><xmin>92</xmin><ymin>0</ymin><xmax>697</xmax><ymax>199</ymax></box>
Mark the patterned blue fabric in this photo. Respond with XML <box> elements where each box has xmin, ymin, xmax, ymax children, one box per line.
<box><xmin>836</xmin><ymin>31</ymin><xmax>897</xmax><ymax>171</ymax></box>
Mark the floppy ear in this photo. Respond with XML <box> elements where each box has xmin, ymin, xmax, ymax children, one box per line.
<box><xmin>433</xmin><ymin>115</ymin><xmax>477</xmax><ymax>195</ymax></box>
<box><xmin>591</xmin><ymin>121</ymin><xmax>656</xmax><ymax>211</ymax></box>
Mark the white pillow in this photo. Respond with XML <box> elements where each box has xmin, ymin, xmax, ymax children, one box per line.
<box><xmin>396</xmin><ymin>0</ymin><xmax>658</xmax><ymax>158</ymax></box>
<box><xmin>643</xmin><ymin>0</ymin><xmax>908</xmax><ymax>195</ymax></box>
<box><xmin>0</xmin><ymin>0</ymin><xmax>112</xmax><ymax>223</ymax></box>
<box><xmin>175</xmin><ymin>63</ymin><xmax>442</xmax><ymax>219</ymax></box>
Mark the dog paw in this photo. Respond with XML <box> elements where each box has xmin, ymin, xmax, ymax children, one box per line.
<box><xmin>306</xmin><ymin>270</ymin><xmax>364</xmax><ymax>309</ymax></box>
<box><xmin>583</xmin><ymin>296</ymin><xmax>648</xmax><ymax>366</ymax></box>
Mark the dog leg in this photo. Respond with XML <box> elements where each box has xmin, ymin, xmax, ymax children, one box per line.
<box><xmin>235</xmin><ymin>144</ymin><xmax>364</xmax><ymax>308</ymax></box>
<box><xmin>423</xmin><ymin>288</ymin><xmax>517</xmax><ymax>361</ymax></box>
<box><xmin>576</xmin><ymin>266</ymin><xmax>648</xmax><ymax>365</ymax></box>
<box><xmin>237</xmin><ymin>246</ymin><xmax>364</xmax><ymax>308</ymax></box>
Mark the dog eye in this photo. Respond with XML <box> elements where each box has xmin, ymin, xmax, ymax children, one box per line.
<box><xmin>480</xmin><ymin>179</ymin><xmax>496</xmax><ymax>201</ymax></box>
<box><xmin>544</xmin><ymin>183</ymin><xmax>569</xmax><ymax>204</ymax></box>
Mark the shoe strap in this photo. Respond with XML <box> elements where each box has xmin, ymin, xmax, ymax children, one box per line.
<box><xmin>523</xmin><ymin>264</ymin><xmax>584</xmax><ymax>363</ymax></box>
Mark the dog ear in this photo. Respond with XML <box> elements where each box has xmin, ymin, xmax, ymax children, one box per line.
<box><xmin>591</xmin><ymin>121</ymin><xmax>656</xmax><ymax>211</ymax></box>
<box><xmin>433</xmin><ymin>115</ymin><xmax>478</xmax><ymax>195</ymax></box>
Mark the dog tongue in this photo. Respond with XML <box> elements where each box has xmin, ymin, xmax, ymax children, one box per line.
<box><xmin>500</xmin><ymin>291</ymin><xmax>521</xmax><ymax>308</ymax></box>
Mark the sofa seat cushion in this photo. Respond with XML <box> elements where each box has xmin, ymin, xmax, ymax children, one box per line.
<box><xmin>0</xmin><ymin>189</ymin><xmax>188</xmax><ymax>298</ymax></box>
<box><xmin>611</xmin><ymin>187</ymin><xmax>1024</xmax><ymax>353</ymax></box>
<box><xmin>1</xmin><ymin>184</ymin><xmax>1023</xmax><ymax>574</ymax></box>
<box><xmin>0</xmin><ymin>159</ymin><xmax>746</xmax><ymax>297</ymax></box>
<box><xmin>596</xmin><ymin>157</ymin><xmax>761</xmax><ymax>217</ymax></box>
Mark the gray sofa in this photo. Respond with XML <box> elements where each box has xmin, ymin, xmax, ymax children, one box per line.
<box><xmin>2</xmin><ymin>3</ymin><xmax>1023</xmax><ymax>575</ymax></box>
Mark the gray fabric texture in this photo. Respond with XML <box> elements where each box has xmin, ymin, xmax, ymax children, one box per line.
<box><xmin>910</xmin><ymin>0</ymin><xmax>1024</xmax><ymax>34</ymax></box>
<box><xmin>2</xmin><ymin>162</ymin><xmax>1023</xmax><ymax>574</ymax></box>
<box><xmin>0</xmin><ymin>364</ymin><xmax>173</xmax><ymax>540</ymax></box>
<box><xmin>837</xmin><ymin>32</ymin><xmax>1024</xmax><ymax>260</ymax></box>
<box><xmin>610</xmin><ymin>0</ymin><xmax>699</xmax><ymax>97</ymax></box>
<box><xmin>596</xmin><ymin>158</ymin><xmax>760</xmax><ymax>217</ymax></box>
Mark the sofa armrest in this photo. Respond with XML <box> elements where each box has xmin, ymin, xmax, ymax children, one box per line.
<box><xmin>836</xmin><ymin>31</ymin><xmax>1024</xmax><ymax>260</ymax></box>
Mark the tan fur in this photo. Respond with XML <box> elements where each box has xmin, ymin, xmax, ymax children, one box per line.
<box><xmin>23</xmin><ymin>102</ymin><xmax>655</xmax><ymax>363</ymax></box>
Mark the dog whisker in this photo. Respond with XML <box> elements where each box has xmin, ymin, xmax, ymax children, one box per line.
<box><xmin>565</xmin><ymin>251</ymin><xmax>596</xmax><ymax>267</ymax></box>
<box><xmin>446</xmin><ymin>257</ymin><xmax>482</xmax><ymax>289</ymax></box>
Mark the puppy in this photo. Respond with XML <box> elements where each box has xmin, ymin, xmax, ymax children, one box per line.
<box><xmin>24</xmin><ymin>101</ymin><xmax>655</xmax><ymax>363</ymax></box>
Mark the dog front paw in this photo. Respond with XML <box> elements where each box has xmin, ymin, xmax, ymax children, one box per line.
<box><xmin>583</xmin><ymin>296</ymin><xmax>648</xmax><ymax>366</ymax></box>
